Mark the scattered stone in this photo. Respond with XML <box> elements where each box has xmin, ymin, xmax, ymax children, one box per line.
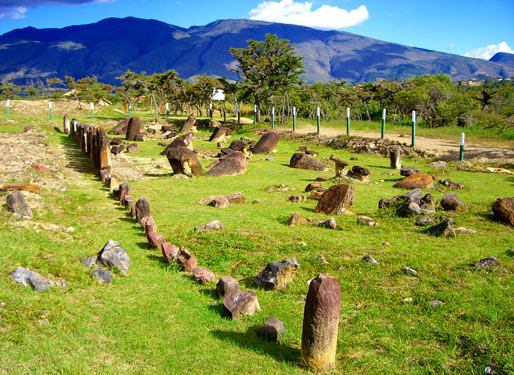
<box><xmin>440</xmin><ymin>193</ymin><xmax>466</xmax><ymax>211</ymax></box>
<box><xmin>256</xmin><ymin>258</ymin><xmax>300</xmax><ymax>290</ymax></box>
<box><xmin>197</xmin><ymin>192</ymin><xmax>246</xmax><ymax>205</ymax></box>
<box><xmin>455</xmin><ymin>227</ymin><xmax>476</xmax><ymax>235</ymax></box>
<box><xmin>429</xmin><ymin>161</ymin><xmax>448</xmax><ymax>169</ymax></box>
<box><xmin>397</xmin><ymin>200</ymin><xmax>422</xmax><ymax>217</ymax></box>
<box><xmin>314</xmin><ymin>184</ymin><xmax>355</xmax><ymax>215</ymax></box>
<box><xmin>424</xmin><ymin>218</ymin><xmax>456</xmax><ymax>238</ymax></box>
<box><xmin>491</xmin><ymin>197</ymin><xmax>514</xmax><ymax>226</ymax></box>
<box><xmin>301</xmin><ymin>273</ymin><xmax>341</xmax><ymax>371</ymax></box>
<box><xmin>119</xmin><ymin>182</ymin><xmax>130</xmax><ymax>204</ymax></box>
<box><xmin>347</xmin><ymin>166</ymin><xmax>371</xmax><ymax>182</ymax></box>
<box><xmin>97</xmin><ymin>240</ymin><xmax>130</xmax><ymax>275</ymax></box>
<box><xmin>258</xmin><ymin>317</ymin><xmax>286</xmax><ymax>342</ymax></box>
<box><xmin>192</xmin><ymin>266</ymin><xmax>217</xmax><ymax>284</ymax></box>
<box><xmin>415</xmin><ymin>216</ymin><xmax>435</xmax><ymax>226</ymax></box>
<box><xmin>134</xmin><ymin>134</ymin><xmax>146</xmax><ymax>142</ymax></box>
<box><xmin>289</xmin><ymin>194</ymin><xmax>307</xmax><ymax>203</ymax></box>
<box><xmin>126</xmin><ymin>117</ymin><xmax>141</xmax><ymax>141</ymax></box>
<box><xmin>389</xmin><ymin>148</ymin><xmax>401</xmax><ymax>169</ymax></box>
<box><xmin>428</xmin><ymin>300</ymin><xmax>443</xmax><ymax>308</ymax></box>
<box><xmin>356</xmin><ymin>216</ymin><xmax>378</xmax><ymax>227</ymax></box>
<box><xmin>215</xmin><ymin>276</ymin><xmax>240</xmax><ymax>298</ymax></box>
<box><xmin>209</xmin><ymin>196</ymin><xmax>229</xmax><ymax>208</ymax></box>
<box><xmin>208</xmin><ymin>127</ymin><xmax>231</xmax><ymax>143</ymax></box>
<box><xmin>196</xmin><ymin>220</ymin><xmax>225</xmax><ymax>233</ymax></box>
<box><xmin>251</xmin><ymin>132</ymin><xmax>280</xmax><ymax>154</ymax></box>
<box><xmin>402</xmin><ymin>267</ymin><xmax>418</xmax><ymax>277</ymax></box>
<box><xmin>147</xmin><ymin>231</ymin><xmax>164</xmax><ymax>248</ymax></box>
<box><xmin>91</xmin><ymin>268</ymin><xmax>111</xmax><ymax>284</ymax></box>
<box><xmin>305</xmin><ymin>182</ymin><xmax>323</xmax><ymax>192</ymax></box>
<box><xmin>80</xmin><ymin>256</ymin><xmax>98</xmax><ymax>268</ymax></box>
<box><xmin>205</xmin><ymin>152</ymin><xmax>247</xmax><ymax>177</ymax></box>
<box><xmin>126</xmin><ymin>143</ymin><xmax>139</xmax><ymax>153</ymax></box>
<box><xmin>10</xmin><ymin>267</ymin><xmax>52</xmax><ymax>292</ymax></box>
<box><xmin>362</xmin><ymin>255</ymin><xmax>378</xmax><ymax>265</ymax></box>
<box><xmin>394</xmin><ymin>172</ymin><xmax>433</xmax><ymax>189</ymax></box>
<box><xmin>309</xmin><ymin>191</ymin><xmax>324</xmax><ymax>201</ymax></box>
<box><xmin>436</xmin><ymin>177</ymin><xmax>465</xmax><ymax>190</ymax></box>
<box><xmin>223</xmin><ymin>290</ymin><xmax>261</xmax><ymax>319</ymax></box>
<box><xmin>474</xmin><ymin>256</ymin><xmax>501</xmax><ymax>269</ymax></box>
<box><xmin>176</xmin><ymin>247</ymin><xmax>198</xmax><ymax>272</ymax></box>
<box><xmin>287</xmin><ymin>212</ymin><xmax>308</xmax><ymax>226</ymax></box>
<box><xmin>161</xmin><ymin>132</ymin><xmax>194</xmax><ymax>154</ymax></box>
<box><xmin>161</xmin><ymin>242</ymin><xmax>179</xmax><ymax>263</ymax></box>
<box><xmin>316</xmin><ymin>218</ymin><xmax>340</xmax><ymax>230</ymax></box>
<box><xmin>6</xmin><ymin>191</ymin><xmax>32</xmax><ymax>218</ymax></box>
<box><xmin>290</xmin><ymin>153</ymin><xmax>329</xmax><ymax>171</ymax></box>
<box><xmin>400</xmin><ymin>166</ymin><xmax>420</xmax><ymax>177</ymax></box>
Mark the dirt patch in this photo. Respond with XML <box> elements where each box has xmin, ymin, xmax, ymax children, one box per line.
<box><xmin>7</xmin><ymin>99</ymin><xmax>95</xmax><ymax>117</ymax></box>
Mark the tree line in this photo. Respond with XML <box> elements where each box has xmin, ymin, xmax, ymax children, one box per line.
<box><xmin>1</xmin><ymin>34</ymin><xmax>512</xmax><ymax>130</ymax></box>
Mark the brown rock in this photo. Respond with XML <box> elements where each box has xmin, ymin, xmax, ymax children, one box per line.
<box><xmin>258</xmin><ymin>317</ymin><xmax>286</xmax><ymax>342</ymax></box>
<box><xmin>179</xmin><ymin>113</ymin><xmax>196</xmax><ymax>134</ymax></box>
<box><xmin>255</xmin><ymin>258</ymin><xmax>299</xmax><ymax>290</ymax></box>
<box><xmin>301</xmin><ymin>273</ymin><xmax>341</xmax><ymax>371</ymax></box>
<box><xmin>111</xmin><ymin>145</ymin><xmax>125</xmax><ymax>155</ymax></box>
<box><xmin>223</xmin><ymin>290</ymin><xmax>261</xmax><ymax>319</ymax></box>
<box><xmin>251</xmin><ymin>132</ymin><xmax>279</xmax><ymax>154</ymax></box>
<box><xmin>290</xmin><ymin>153</ymin><xmax>329</xmax><ymax>171</ymax></box>
<box><xmin>147</xmin><ymin>232</ymin><xmax>164</xmax><ymax>248</ymax></box>
<box><xmin>209</xmin><ymin>127</ymin><xmax>231</xmax><ymax>143</ymax></box>
<box><xmin>161</xmin><ymin>132</ymin><xmax>194</xmax><ymax>154</ymax></box>
<box><xmin>161</xmin><ymin>242</ymin><xmax>179</xmax><ymax>263</ymax></box>
<box><xmin>400</xmin><ymin>166</ymin><xmax>420</xmax><ymax>177</ymax></box>
<box><xmin>119</xmin><ymin>182</ymin><xmax>130</xmax><ymax>204</ymax></box>
<box><xmin>317</xmin><ymin>218</ymin><xmax>339</xmax><ymax>229</ymax></box>
<box><xmin>389</xmin><ymin>148</ymin><xmax>401</xmax><ymax>169</ymax></box>
<box><xmin>108</xmin><ymin>118</ymin><xmax>130</xmax><ymax>135</ymax></box>
<box><xmin>6</xmin><ymin>191</ymin><xmax>32</xmax><ymax>218</ymax></box>
<box><xmin>63</xmin><ymin>114</ymin><xmax>70</xmax><ymax>135</ymax></box>
<box><xmin>99</xmin><ymin>167</ymin><xmax>111</xmax><ymax>182</ymax></box>
<box><xmin>107</xmin><ymin>175</ymin><xmax>120</xmax><ymax>191</ymax></box>
<box><xmin>424</xmin><ymin>218</ymin><xmax>456</xmax><ymax>238</ymax></box>
<box><xmin>305</xmin><ymin>182</ymin><xmax>323</xmax><ymax>192</ymax></box>
<box><xmin>229</xmin><ymin>139</ymin><xmax>248</xmax><ymax>152</ymax></box>
<box><xmin>141</xmin><ymin>215</ymin><xmax>157</xmax><ymax>234</ymax></box>
<box><xmin>135</xmin><ymin>198</ymin><xmax>150</xmax><ymax>224</ymax></box>
<box><xmin>492</xmin><ymin>197</ymin><xmax>514</xmax><ymax>226</ymax></box>
<box><xmin>215</xmin><ymin>276</ymin><xmax>240</xmax><ymax>298</ymax></box>
<box><xmin>209</xmin><ymin>196</ymin><xmax>229</xmax><ymax>208</ymax></box>
<box><xmin>309</xmin><ymin>191</ymin><xmax>324</xmax><ymax>201</ymax></box>
<box><xmin>0</xmin><ymin>184</ymin><xmax>40</xmax><ymax>193</ymax></box>
<box><xmin>440</xmin><ymin>193</ymin><xmax>466</xmax><ymax>211</ymax></box>
<box><xmin>165</xmin><ymin>147</ymin><xmax>203</xmax><ymax>177</ymax></box>
<box><xmin>126</xmin><ymin>117</ymin><xmax>141</xmax><ymax>141</ymax></box>
<box><xmin>394</xmin><ymin>172</ymin><xmax>434</xmax><ymax>189</ymax></box>
<box><xmin>134</xmin><ymin>134</ymin><xmax>146</xmax><ymax>142</ymax></box>
<box><xmin>205</xmin><ymin>152</ymin><xmax>247</xmax><ymax>177</ymax></box>
<box><xmin>126</xmin><ymin>143</ymin><xmax>139</xmax><ymax>153</ymax></box>
<box><xmin>315</xmin><ymin>184</ymin><xmax>355</xmax><ymax>215</ymax></box>
<box><xmin>176</xmin><ymin>247</ymin><xmax>198</xmax><ymax>272</ymax></box>
<box><xmin>32</xmin><ymin>164</ymin><xmax>49</xmax><ymax>172</ymax></box>
<box><xmin>287</xmin><ymin>212</ymin><xmax>308</xmax><ymax>226</ymax></box>
<box><xmin>192</xmin><ymin>266</ymin><xmax>217</xmax><ymax>284</ymax></box>
<box><xmin>289</xmin><ymin>194</ymin><xmax>307</xmax><ymax>203</ymax></box>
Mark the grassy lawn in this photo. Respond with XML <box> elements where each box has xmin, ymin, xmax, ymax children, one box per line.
<box><xmin>0</xmin><ymin>107</ymin><xmax>513</xmax><ymax>374</ymax></box>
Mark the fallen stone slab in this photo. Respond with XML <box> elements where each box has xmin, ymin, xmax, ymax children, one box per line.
<box><xmin>197</xmin><ymin>192</ymin><xmax>246</xmax><ymax>206</ymax></box>
<box><xmin>223</xmin><ymin>290</ymin><xmax>261</xmax><ymax>319</ymax></box>
<box><xmin>165</xmin><ymin>147</ymin><xmax>203</xmax><ymax>177</ymax></box>
<box><xmin>290</xmin><ymin>153</ymin><xmax>329</xmax><ymax>171</ymax></box>
<box><xmin>205</xmin><ymin>152</ymin><xmax>247</xmax><ymax>177</ymax></box>
<box><xmin>251</xmin><ymin>132</ymin><xmax>279</xmax><ymax>154</ymax></box>
<box><xmin>314</xmin><ymin>184</ymin><xmax>355</xmax><ymax>215</ymax></box>
<box><xmin>256</xmin><ymin>258</ymin><xmax>300</xmax><ymax>290</ymax></box>
<box><xmin>108</xmin><ymin>117</ymin><xmax>130</xmax><ymax>135</ymax></box>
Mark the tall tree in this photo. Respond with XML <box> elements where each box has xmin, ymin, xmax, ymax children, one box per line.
<box><xmin>230</xmin><ymin>33</ymin><xmax>305</xmax><ymax>122</ymax></box>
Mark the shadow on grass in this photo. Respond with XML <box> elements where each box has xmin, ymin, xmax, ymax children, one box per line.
<box><xmin>59</xmin><ymin>133</ymin><xmax>97</xmax><ymax>174</ymax></box>
<box><xmin>136</xmin><ymin>241</ymin><xmax>151</xmax><ymax>250</ymax></box>
<box><xmin>210</xmin><ymin>327</ymin><xmax>300</xmax><ymax>365</ymax></box>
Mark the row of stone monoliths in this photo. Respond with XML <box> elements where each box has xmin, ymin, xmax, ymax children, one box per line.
<box><xmin>63</xmin><ymin>114</ymin><xmax>342</xmax><ymax>371</ymax></box>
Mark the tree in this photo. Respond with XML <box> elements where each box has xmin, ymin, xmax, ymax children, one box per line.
<box><xmin>0</xmin><ymin>81</ymin><xmax>21</xmax><ymax>99</ymax></box>
<box><xmin>230</xmin><ymin>33</ymin><xmax>305</xmax><ymax>122</ymax></box>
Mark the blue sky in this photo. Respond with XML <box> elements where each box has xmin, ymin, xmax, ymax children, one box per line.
<box><xmin>0</xmin><ymin>0</ymin><xmax>513</xmax><ymax>59</ymax></box>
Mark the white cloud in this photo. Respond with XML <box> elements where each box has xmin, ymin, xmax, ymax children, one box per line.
<box><xmin>0</xmin><ymin>6</ymin><xmax>26</xmax><ymax>19</ymax></box>
<box><xmin>249</xmin><ymin>0</ymin><xmax>369</xmax><ymax>30</ymax></box>
<box><xmin>465</xmin><ymin>42</ymin><xmax>514</xmax><ymax>60</ymax></box>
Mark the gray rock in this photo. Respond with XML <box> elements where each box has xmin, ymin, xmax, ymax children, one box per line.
<box><xmin>80</xmin><ymin>256</ymin><xmax>98</xmax><ymax>268</ymax></box>
<box><xmin>10</xmin><ymin>267</ymin><xmax>51</xmax><ymax>292</ymax></box>
<box><xmin>429</xmin><ymin>161</ymin><xmax>448</xmax><ymax>168</ymax></box>
<box><xmin>258</xmin><ymin>317</ymin><xmax>286</xmax><ymax>342</ymax></box>
<box><xmin>317</xmin><ymin>218</ymin><xmax>340</xmax><ymax>229</ymax></box>
<box><xmin>256</xmin><ymin>258</ymin><xmax>300</xmax><ymax>290</ymax></box>
<box><xmin>92</xmin><ymin>268</ymin><xmax>112</xmax><ymax>284</ymax></box>
<box><xmin>97</xmin><ymin>240</ymin><xmax>130</xmax><ymax>276</ymax></box>
<box><xmin>312</xmin><ymin>255</ymin><xmax>329</xmax><ymax>264</ymax></box>
<box><xmin>6</xmin><ymin>191</ymin><xmax>32</xmax><ymax>218</ymax></box>
<box><xmin>474</xmin><ymin>256</ymin><xmax>501</xmax><ymax>269</ymax></box>
<box><xmin>424</xmin><ymin>218</ymin><xmax>456</xmax><ymax>238</ymax></box>
<box><xmin>400</xmin><ymin>166</ymin><xmax>420</xmax><ymax>177</ymax></box>
<box><xmin>196</xmin><ymin>220</ymin><xmax>225</xmax><ymax>233</ymax></box>
<box><xmin>428</xmin><ymin>300</ymin><xmax>443</xmax><ymax>308</ymax></box>
<box><xmin>398</xmin><ymin>201</ymin><xmax>422</xmax><ymax>217</ymax></box>
<box><xmin>402</xmin><ymin>267</ymin><xmax>418</xmax><ymax>277</ymax></box>
<box><xmin>362</xmin><ymin>255</ymin><xmax>378</xmax><ymax>265</ymax></box>
<box><xmin>415</xmin><ymin>216</ymin><xmax>435</xmax><ymax>226</ymax></box>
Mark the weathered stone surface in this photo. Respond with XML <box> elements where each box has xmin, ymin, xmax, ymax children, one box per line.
<box><xmin>161</xmin><ymin>132</ymin><xmax>194</xmax><ymax>154</ymax></box>
<box><xmin>420</xmin><ymin>193</ymin><xmax>435</xmax><ymax>209</ymax></box>
<box><xmin>108</xmin><ymin>118</ymin><xmax>130</xmax><ymax>135</ymax></box>
<box><xmin>436</xmin><ymin>178</ymin><xmax>464</xmax><ymax>190</ymax></box>
<box><xmin>389</xmin><ymin>148</ymin><xmax>401</xmax><ymax>169</ymax></box>
<box><xmin>394</xmin><ymin>172</ymin><xmax>433</xmax><ymax>189</ymax></box>
<box><xmin>6</xmin><ymin>191</ymin><xmax>32</xmax><ymax>218</ymax></box>
<box><xmin>357</xmin><ymin>216</ymin><xmax>378</xmax><ymax>227</ymax></box>
<box><xmin>197</xmin><ymin>192</ymin><xmax>246</xmax><ymax>205</ymax></box>
<box><xmin>10</xmin><ymin>267</ymin><xmax>52</xmax><ymax>292</ymax></box>
<box><xmin>0</xmin><ymin>184</ymin><xmax>40</xmax><ymax>193</ymax></box>
<box><xmin>134</xmin><ymin>134</ymin><xmax>146</xmax><ymax>142</ymax></box>
<box><xmin>397</xmin><ymin>201</ymin><xmax>422</xmax><ymax>217</ymax></box>
<box><xmin>424</xmin><ymin>218</ymin><xmax>456</xmax><ymax>238</ymax></box>
<box><xmin>415</xmin><ymin>216</ymin><xmax>435</xmax><ymax>226</ymax></box>
<box><xmin>429</xmin><ymin>161</ymin><xmax>448</xmax><ymax>169</ymax></box>
<box><xmin>119</xmin><ymin>182</ymin><xmax>130</xmax><ymax>204</ymax></box>
<box><xmin>289</xmin><ymin>194</ymin><xmax>307</xmax><ymax>203</ymax></box>
<box><xmin>290</xmin><ymin>153</ymin><xmax>329</xmax><ymax>171</ymax></box>
<box><xmin>179</xmin><ymin>113</ymin><xmax>196</xmax><ymax>134</ymax></box>
<box><xmin>81</xmin><ymin>255</ymin><xmax>98</xmax><ymax>268</ymax></box>
<box><xmin>208</xmin><ymin>127</ymin><xmax>231</xmax><ymax>143</ymax></box>
<box><xmin>474</xmin><ymin>256</ymin><xmax>501</xmax><ymax>268</ymax></box>
<box><xmin>287</xmin><ymin>212</ymin><xmax>308</xmax><ymax>226</ymax></box>
<box><xmin>63</xmin><ymin>114</ymin><xmax>70</xmax><ymax>135</ymax></box>
<box><xmin>317</xmin><ymin>218</ymin><xmax>339</xmax><ymax>229</ymax></box>
<box><xmin>147</xmin><ymin>231</ymin><xmax>164</xmax><ymax>248</ymax></box>
<box><xmin>165</xmin><ymin>147</ymin><xmax>203</xmax><ymax>177</ymax></box>
<box><xmin>161</xmin><ymin>242</ymin><xmax>179</xmax><ymax>263</ymax></box>
<box><xmin>205</xmin><ymin>152</ymin><xmax>247</xmax><ymax>177</ymax></box>
<box><xmin>455</xmin><ymin>227</ymin><xmax>476</xmax><ymax>235</ymax></box>
<box><xmin>192</xmin><ymin>266</ymin><xmax>217</xmax><ymax>284</ymax></box>
<box><xmin>126</xmin><ymin>143</ymin><xmax>139</xmax><ymax>153</ymax></box>
<box><xmin>209</xmin><ymin>196</ymin><xmax>229</xmax><ymax>208</ymax></box>
<box><xmin>107</xmin><ymin>175</ymin><xmax>120</xmax><ymax>191</ymax></box>
<box><xmin>301</xmin><ymin>273</ymin><xmax>341</xmax><ymax>371</ymax></box>
<box><xmin>126</xmin><ymin>117</ymin><xmax>141</xmax><ymax>141</ymax></box>
<box><xmin>314</xmin><ymin>184</ymin><xmax>355</xmax><ymax>215</ymax></box>
<box><xmin>176</xmin><ymin>247</ymin><xmax>198</xmax><ymax>272</ymax></box>
<box><xmin>256</xmin><ymin>258</ymin><xmax>299</xmax><ymax>290</ymax></box>
<box><xmin>111</xmin><ymin>145</ymin><xmax>124</xmax><ymax>155</ymax></box>
<box><xmin>99</xmin><ymin>167</ymin><xmax>111</xmax><ymax>182</ymax></box>
<box><xmin>91</xmin><ymin>268</ymin><xmax>111</xmax><ymax>284</ymax></box>
<box><xmin>196</xmin><ymin>220</ymin><xmax>225</xmax><ymax>233</ymax></box>
<box><xmin>228</xmin><ymin>139</ymin><xmax>248</xmax><ymax>152</ymax></box>
<box><xmin>400</xmin><ymin>166</ymin><xmax>420</xmax><ymax>177</ymax></box>
<box><xmin>440</xmin><ymin>193</ymin><xmax>466</xmax><ymax>211</ymax></box>
<box><xmin>215</xmin><ymin>276</ymin><xmax>240</xmax><ymax>298</ymax></box>
<box><xmin>135</xmin><ymin>198</ymin><xmax>150</xmax><ymax>224</ymax></box>
<box><xmin>492</xmin><ymin>197</ymin><xmax>514</xmax><ymax>226</ymax></box>
<box><xmin>251</xmin><ymin>132</ymin><xmax>279</xmax><ymax>154</ymax></box>
<box><xmin>223</xmin><ymin>290</ymin><xmax>261</xmax><ymax>319</ymax></box>
<box><xmin>329</xmin><ymin>155</ymin><xmax>348</xmax><ymax>177</ymax></box>
<box><xmin>305</xmin><ymin>182</ymin><xmax>323</xmax><ymax>192</ymax></box>
<box><xmin>258</xmin><ymin>317</ymin><xmax>286</xmax><ymax>342</ymax></box>
<box><xmin>97</xmin><ymin>240</ymin><xmax>130</xmax><ymax>275</ymax></box>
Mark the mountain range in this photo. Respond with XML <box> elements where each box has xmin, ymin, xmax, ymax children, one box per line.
<box><xmin>1</xmin><ymin>17</ymin><xmax>513</xmax><ymax>85</ymax></box>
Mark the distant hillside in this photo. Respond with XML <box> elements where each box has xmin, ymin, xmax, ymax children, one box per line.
<box><xmin>1</xmin><ymin>17</ymin><xmax>513</xmax><ymax>85</ymax></box>
<box><xmin>490</xmin><ymin>52</ymin><xmax>514</xmax><ymax>67</ymax></box>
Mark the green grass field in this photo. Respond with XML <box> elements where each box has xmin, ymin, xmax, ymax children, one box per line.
<box><xmin>0</xmin><ymin>107</ymin><xmax>513</xmax><ymax>374</ymax></box>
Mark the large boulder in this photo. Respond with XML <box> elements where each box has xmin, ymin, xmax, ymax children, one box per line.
<box><xmin>161</xmin><ymin>132</ymin><xmax>194</xmax><ymax>155</ymax></box>
<box><xmin>126</xmin><ymin>117</ymin><xmax>141</xmax><ymax>141</ymax></box>
<box><xmin>492</xmin><ymin>197</ymin><xmax>514</xmax><ymax>226</ymax></box>
<box><xmin>179</xmin><ymin>114</ymin><xmax>196</xmax><ymax>134</ymax></box>
<box><xmin>165</xmin><ymin>147</ymin><xmax>203</xmax><ymax>177</ymax></box>
<box><xmin>108</xmin><ymin>117</ymin><xmax>130</xmax><ymax>135</ymax></box>
<box><xmin>440</xmin><ymin>193</ymin><xmax>466</xmax><ymax>211</ymax></box>
<box><xmin>393</xmin><ymin>172</ymin><xmax>434</xmax><ymax>189</ymax></box>
<box><xmin>6</xmin><ymin>191</ymin><xmax>32</xmax><ymax>218</ymax></box>
<box><xmin>251</xmin><ymin>132</ymin><xmax>279</xmax><ymax>154</ymax></box>
<box><xmin>208</xmin><ymin>127</ymin><xmax>231</xmax><ymax>143</ymax></box>
<box><xmin>255</xmin><ymin>258</ymin><xmax>300</xmax><ymax>290</ymax></box>
<box><xmin>205</xmin><ymin>152</ymin><xmax>247</xmax><ymax>177</ymax></box>
<box><xmin>96</xmin><ymin>240</ymin><xmax>130</xmax><ymax>275</ymax></box>
<box><xmin>315</xmin><ymin>184</ymin><xmax>355</xmax><ymax>215</ymax></box>
<box><xmin>290</xmin><ymin>153</ymin><xmax>329</xmax><ymax>171</ymax></box>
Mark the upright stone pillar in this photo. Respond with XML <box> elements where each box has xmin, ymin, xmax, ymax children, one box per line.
<box><xmin>63</xmin><ymin>114</ymin><xmax>70</xmax><ymax>135</ymax></box>
<box><xmin>389</xmin><ymin>148</ymin><xmax>401</xmax><ymax>169</ymax></box>
<box><xmin>301</xmin><ymin>273</ymin><xmax>341</xmax><ymax>371</ymax></box>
